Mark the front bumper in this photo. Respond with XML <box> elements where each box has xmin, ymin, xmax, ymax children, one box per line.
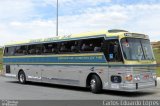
<box><xmin>121</xmin><ymin>80</ymin><xmax>157</xmax><ymax>92</ymax></box>
<box><xmin>105</xmin><ymin>80</ymin><xmax>157</xmax><ymax>92</ymax></box>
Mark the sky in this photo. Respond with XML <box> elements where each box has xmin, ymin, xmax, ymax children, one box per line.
<box><xmin>0</xmin><ymin>0</ymin><xmax>160</xmax><ymax>46</ymax></box>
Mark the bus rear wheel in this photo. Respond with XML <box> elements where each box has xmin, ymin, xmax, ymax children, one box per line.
<box><xmin>90</xmin><ymin>75</ymin><xmax>102</xmax><ymax>93</ymax></box>
<box><xmin>18</xmin><ymin>71</ymin><xmax>26</xmax><ymax>84</ymax></box>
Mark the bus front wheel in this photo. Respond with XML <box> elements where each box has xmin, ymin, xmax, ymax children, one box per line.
<box><xmin>90</xmin><ymin>75</ymin><xmax>102</xmax><ymax>93</ymax></box>
<box><xmin>18</xmin><ymin>71</ymin><xmax>26</xmax><ymax>84</ymax></box>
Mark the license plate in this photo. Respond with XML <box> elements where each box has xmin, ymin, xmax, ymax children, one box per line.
<box><xmin>111</xmin><ymin>84</ymin><xmax>119</xmax><ymax>89</ymax></box>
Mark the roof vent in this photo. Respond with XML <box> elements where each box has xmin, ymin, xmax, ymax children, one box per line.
<box><xmin>108</xmin><ymin>29</ymin><xmax>128</xmax><ymax>33</ymax></box>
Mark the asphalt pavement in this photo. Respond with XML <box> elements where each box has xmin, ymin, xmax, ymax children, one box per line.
<box><xmin>0</xmin><ymin>76</ymin><xmax>160</xmax><ymax>100</ymax></box>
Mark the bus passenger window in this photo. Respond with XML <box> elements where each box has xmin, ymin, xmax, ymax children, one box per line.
<box><xmin>15</xmin><ymin>46</ymin><xmax>27</xmax><ymax>55</ymax></box>
<box><xmin>71</xmin><ymin>46</ymin><xmax>76</xmax><ymax>52</ymax></box>
<box><xmin>43</xmin><ymin>43</ymin><xmax>58</xmax><ymax>54</ymax></box>
<box><xmin>29</xmin><ymin>49</ymin><xmax>36</xmax><ymax>54</ymax></box>
<box><xmin>4</xmin><ymin>47</ymin><xmax>9</xmax><ymax>56</ymax></box>
<box><xmin>28</xmin><ymin>44</ymin><xmax>42</xmax><ymax>55</ymax></box>
<box><xmin>80</xmin><ymin>37</ymin><xmax>103</xmax><ymax>53</ymax></box>
<box><xmin>88</xmin><ymin>44</ymin><xmax>94</xmax><ymax>51</ymax></box>
<box><xmin>60</xmin><ymin>43</ymin><xmax>67</xmax><ymax>52</ymax></box>
<box><xmin>71</xmin><ymin>41</ymin><xmax>79</xmax><ymax>53</ymax></box>
<box><xmin>59</xmin><ymin>41</ymin><xmax>78</xmax><ymax>54</ymax></box>
<box><xmin>81</xmin><ymin>43</ymin><xmax>94</xmax><ymax>51</ymax></box>
<box><xmin>81</xmin><ymin>44</ymin><xmax>88</xmax><ymax>51</ymax></box>
<box><xmin>4</xmin><ymin>47</ymin><xmax>16</xmax><ymax>56</ymax></box>
<box><xmin>94</xmin><ymin>42</ymin><xmax>103</xmax><ymax>52</ymax></box>
<box><xmin>43</xmin><ymin>44</ymin><xmax>52</xmax><ymax>53</ymax></box>
<box><xmin>53</xmin><ymin>45</ymin><xmax>59</xmax><ymax>54</ymax></box>
<box><xmin>94</xmin><ymin>47</ymin><xmax>101</xmax><ymax>52</ymax></box>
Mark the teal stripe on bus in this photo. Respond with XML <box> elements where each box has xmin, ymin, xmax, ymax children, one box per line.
<box><xmin>3</xmin><ymin>54</ymin><xmax>107</xmax><ymax>64</ymax></box>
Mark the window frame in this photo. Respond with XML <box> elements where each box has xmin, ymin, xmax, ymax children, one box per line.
<box><xmin>4</xmin><ymin>36</ymin><xmax>106</xmax><ymax>56</ymax></box>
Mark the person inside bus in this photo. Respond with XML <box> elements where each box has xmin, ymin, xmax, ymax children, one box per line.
<box><xmin>81</xmin><ymin>44</ymin><xmax>86</xmax><ymax>51</ymax></box>
<box><xmin>88</xmin><ymin>43</ymin><xmax>94</xmax><ymax>51</ymax></box>
<box><xmin>94</xmin><ymin>42</ymin><xmax>103</xmax><ymax>52</ymax></box>
<box><xmin>23</xmin><ymin>50</ymin><xmax>27</xmax><ymax>55</ymax></box>
<box><xmin>36</xmin><ymin>48</ymin><xmax>41</xmax><ymax>54</ymax></box>
<box><xmin>29</xmin><ymin>48</ymin><xmax>36</xmax><ymax>54</ymax></box>
<box><xmin>71</xmin><ymin>42</ymin><xmax>79</xmax><ymax>53</ymax></box>
<box><xmin>43</xmin><ymin>48</ymin><xmax>47</xmax><ymax>53</ymax></box>
<box><xmin>43</xmin><ymin>45</ymin><xmax>51</xmax><ymax>53</ymax></box>
<box><xmin>81</xmin><ymin>43</ymin><xmax>94</xmax><ymax>51</ymax></box>
<box><xmin>81</xmin><ymin>43</ymin><xmax>89</xmax><ymax>51</ymax></box>
<box><xmin>15</xmin><ymin>48</ymin><xmax>22</xmax><ymax>54</ymax></box>
<box><xmin>60</xmin><ymin>43</ymin><xmax>67</xmax><ymax>52</ymax></box>
<box><xmin>52</xmin><ymin>45</ymin><xmax>59</xmax><ymax>54</ymax></box>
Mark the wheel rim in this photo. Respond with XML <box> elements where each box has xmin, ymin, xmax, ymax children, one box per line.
<box><xmin>20</xmin><ymin>74</ymin><xmax>24</xmax><ymax>83</ymax></box>
<box><xmin>90</xmin><ymin>79</ymin><xmax>96</xmax><ymax>90</ymax></box>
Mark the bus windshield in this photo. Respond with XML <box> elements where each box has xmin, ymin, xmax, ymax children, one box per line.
<box><xmin>121</xmin><ymin>38</ymin><xmax>154</xmax><ymax>60</ymax></box>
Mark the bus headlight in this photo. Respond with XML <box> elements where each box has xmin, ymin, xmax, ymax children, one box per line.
<box><xmin>125</xmin><ymin>74</ymin><xmax>133</xmax><ymax>81</ymax></box>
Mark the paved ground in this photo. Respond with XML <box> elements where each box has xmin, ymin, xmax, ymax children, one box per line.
<box><xmin>0</xmin><ymin>76</ymin><xmax>160</xmax><ymax>100</ymax></box>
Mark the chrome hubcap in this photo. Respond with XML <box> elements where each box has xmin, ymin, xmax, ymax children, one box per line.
<box><xmin>90</xmin><ymin>79</ymin><xmax>96</xmax><ymax>90</ymax></box>
<box><xmin>20</xmin><ymin>74</ymin><xmax>24</xmax><ymax>83</ymax></box>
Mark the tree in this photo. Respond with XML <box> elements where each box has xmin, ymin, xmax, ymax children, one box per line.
<box><xmin>158</xmin><ymin>41</ymin><xmax>160</xmax><ymax>50</ymax></box>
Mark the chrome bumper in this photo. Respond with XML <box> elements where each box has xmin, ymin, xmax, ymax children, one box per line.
<box><xmin>104</xmin><ymin>81</ymin><xmax>157</xmax><ymax>92</ymax></box>
<box><xmin>121</xmin><ymin>81</ymin><xmax>157</xmax><ymax>91</ymax></box>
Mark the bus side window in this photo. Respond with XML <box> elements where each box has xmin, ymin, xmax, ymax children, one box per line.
<box><xmin>80</xmin><ymin>38</ymin><xmax>103</xmax><ymax>53</ymax></box>
<box><xmin>43</xmin><ymin>43</ymin><xmax>59</xmax><ymax>54</ymax></box>
<box><xmin>94</xmin><ymin>42</ymin><xmax>103</xmax><ymax>52</ymax></box>
<box><xmin>59</xmin><ymin>41</ymin><xmax>78</xmax><ymax>54</ymax></box>
<box><xmin>43</xmin><ymin>44</ymin><xmax>53</xmax><ymax>53</ymax></box>
<box><xmin>4</xmin><ymin>47</ymin><xmax>16</xmax><ymax>56</ymax></box>
<box><xmin>52</xmin><ymin>43</ymin><xmax>59</xmax><ymax>54</ymax></box>
<box><xmin>15</xmin><ymin>46</ymin><xmax>27</xmax><ymax>55</ymax></box>
<box><xmin>4</xmin><ymin>47</ymin><xmax>9</xmax><ymax>56</ymax></box>
<box><xmin>81</xmin><ymin>43</ymin><xmax>93</xmax><ymax>51</ymax></box>
<box><xmin>60</xmin><ymin>43</ymin><xmax>67</xmax><ymax>52</ymax></box>
<box><xmin>106</xmin><ymin>40</ymin><xmax>122</xmax><ymax>62</ymax></box>
<box><xmin>28</xmin><ymin>44</ymin><xmax>42</xmax><ymax>55</ymax></box>
<box><xmin>71</xmin><ymin>41</ymin><xmax>80</xmax><ymax>53</ymax></box>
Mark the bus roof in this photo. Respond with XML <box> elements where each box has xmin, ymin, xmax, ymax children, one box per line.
<box><xmin>5</xmin><ymin>29</ymin><xmax>147</xmax><ymax>46</ymax></box>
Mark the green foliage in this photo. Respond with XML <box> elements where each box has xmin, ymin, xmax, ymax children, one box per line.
<box><xmin>157</xmin><ymin>67</ymin><xmax>160</xmax><ymax>77</ymax></box>
<box><xmin>0</xmin><ymin>48</ymin><xmax>3</xmax><ymax>72</ymax></box>
<box><xmin>153</xmin><ymin>48</ymin><xmax>160</xmax><ymax>76</ymax></box>
<box><xmin>153</xmin><ymin>49</ymin><xmax>160</xmax><ymax>64</ymax></box>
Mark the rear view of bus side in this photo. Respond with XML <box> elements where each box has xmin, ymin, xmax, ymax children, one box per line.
<box><xmin>3</xmin><ymin>29</ymin><xmax>157</xmax><ymax>93</ymax></box>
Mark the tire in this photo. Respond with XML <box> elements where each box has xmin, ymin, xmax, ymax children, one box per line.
<box><xmin>90</xmin><ymin>75</ymin><xmax>102</xmax><ymax>93</ymax></box>
<box><xmin>18</xmin><ymin>71</ymin><xmax>26</xmax><ymax>84</ymax></box>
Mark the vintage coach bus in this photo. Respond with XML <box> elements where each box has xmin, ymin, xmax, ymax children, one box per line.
<box><xmin>3</xmin><ymin>29</ymin><xmax>157</xmax><ymax>93</ymax></box>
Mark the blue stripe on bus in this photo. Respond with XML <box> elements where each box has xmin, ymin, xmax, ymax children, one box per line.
<box><xmin>3</xmin><ymin>55</ymin><xmax>107</xmax><ymax>64</ymax></box>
